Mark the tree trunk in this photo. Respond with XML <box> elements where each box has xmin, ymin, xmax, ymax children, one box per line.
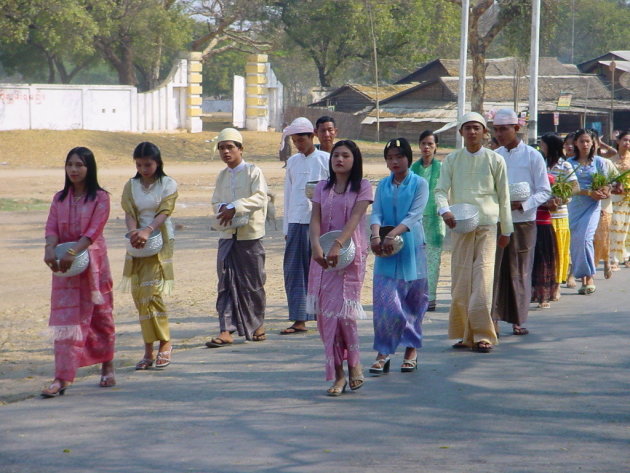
<box><xmin>469</xmin><ymin>43</ymin><xmax>486</xmax><ymax>114</ymax></box>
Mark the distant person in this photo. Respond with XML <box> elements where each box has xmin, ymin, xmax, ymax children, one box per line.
<box><xmin>279</xmin><ymin>121</ymin><xmax>291</xmax><ymax>168</ymax></box>
<box><xmin>530</xmin><ymin>172</ymin><xmax>558</xmax><ymax>309</ymax></box>
<box><xmin>370</xmin><ymin>138</ymin><xmax>428</xmax><ymax>374</ymax></box>
<box><xmin>280</xmin><ymin>117</ymin><xmax>330</xmax><ymax>335</ymax></box>
<box><xmin>307</xmin><ymin>140</ymin><xmax>372</xmax><ymax>396</ymax></box>
<box><xmin>315</xmin><ymin>116</ymin><xmax>338</xmax><ymax>153</ymax></box>
<box><xmin>567</xmin><ymin>129</ymin><xmax>610</xmax><ymax>295</ymax></box>
<box><xmin>563</xmin><ymin>132</ymin><xmax>576</xmax><ymax>159</ymax></box>
<box><xmin>41</xmin><ymin>147</ymin><xmax>115</xmax><ymax>397</ymax></box>
<box><xmin>435</xmin><ymin>112</ymin><xmax>513</xmax><ymax>353</ymax></box>
<box><xmin>492</xmin><ymin>108</ymin><xmax>551</xmax><ymax>337</ymax></box>
<box><xmin>121</xmin><ymin>142</ymin><xmax>178</xmax><ymax>370</ymax></box>
<box><xmin>410</xmin><ymin>130</ymin><xmax>444</xmax><ymax>311</ymax></box>
<box><xmin>206</xmin><ymin>128</ymin><xmax>268</xmax><ymax>347</ymax></box>
<box><xmin>540</xmin><ymin>132</ymin><xmax>578</xmax><ymax>301</ymax></box>
<box><xmin>610</xmin><ymin>130</ymin><xmax>630</xmax><ymax>270</ymax></box>
<box><xmin>590</xmin><ymin>129</ymin><xmax>619</xmax><ymax>279</ymax></box>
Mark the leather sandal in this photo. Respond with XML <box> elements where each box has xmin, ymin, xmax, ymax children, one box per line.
<box><xmin>135</xmin><ymin>358</ymin><xmax>154</xmax><ymax>370</ymax></box>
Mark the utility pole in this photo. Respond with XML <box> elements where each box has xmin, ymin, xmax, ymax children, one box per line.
<box><xmin>528</xmin><ymin>0</ymin><xmax>541</xmax><ymax>145</ymax></box>
<box><xmin>610</xmin><ymin>60</ymin><xmax>616</xmax><ymax>140</ymax></box>
<box><xmin>457</xmin><ymin>0</ymin><xmax>470</xmax><ymax>148</ymax></box>
<box><xmin>366</xmin><ymin>0</ymin><xmax>380</xmax><ymax>142</ymax></box>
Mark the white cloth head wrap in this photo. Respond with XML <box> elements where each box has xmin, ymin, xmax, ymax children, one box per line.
<box><xmin>279</xmin><ymin>117</ymin><xmax>314</xmax><ymax>151</ymax></box>
<box><xmin>493</xmin><ymin>108</ymin><xmax>519</xmax><ymax>126</ymax></box>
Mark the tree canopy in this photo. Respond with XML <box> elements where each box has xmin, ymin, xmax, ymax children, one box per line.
<box><xmin>0</xmin><ymin>0</ymin><xmax>629</xmax><ymax>102</ymax></box>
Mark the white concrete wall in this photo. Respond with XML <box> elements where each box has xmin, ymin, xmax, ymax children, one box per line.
<box><xmin>0</xmin><ymin>55</ymin><xmax>200</xmax><ymax>133</ymax></box>
<box><xmin>232</xmin><ymin>75</ymin><xmax>246</xmax><ymax>128</ymax></box>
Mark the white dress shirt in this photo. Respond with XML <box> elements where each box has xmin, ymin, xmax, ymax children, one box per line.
<box><xmin>496</xmin><ymin>140</ymin><xmax>551</xmax><ymax>223</ymax></box>
<box><xmin>283</xmin><ymin>148</ymin><xmax>330</xmax><ymax>234</ymax></box>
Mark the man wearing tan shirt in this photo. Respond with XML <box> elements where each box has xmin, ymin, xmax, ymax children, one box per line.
<box><xmin>435</xmin><ymin>112</ymin><xmax>513</xmax><ymax>353</ymax></box>
<box><xmin>206</xmin><ymin>128</ymin><xmax>268</xmax><ymax>347</ymax></box>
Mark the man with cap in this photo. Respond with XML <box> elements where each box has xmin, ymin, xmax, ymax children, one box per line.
<box><xmin>280</xmin><ymin>117</ymin><xmax>330</xmax><ymax>334</ymax></box>
<box><xmin>492</xmin><ymin>108</ymin><xmax>551</xmax><ymax>337</ymax></box>
<box><xmin>206</xmin><ymin>128</ymin><xmax>268</xmax><ymax>347</ymax></box>
<box><xmin>435</xmin><ymin>112</ymin><xmax>513</xmax><ymax>353</ymax></box>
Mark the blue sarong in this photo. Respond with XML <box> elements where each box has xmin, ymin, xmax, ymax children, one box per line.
<box><xmin>283</xmin><ymin>223</ymin><xmax>314</xmax><ymax>321</ymax></box>
<box><xmin>567</xmin><ymin>157</ymin><xmax>603</xmax><ymax>278</ymax></box>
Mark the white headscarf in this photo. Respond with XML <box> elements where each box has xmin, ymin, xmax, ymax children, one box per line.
<box><xmin>279</xmin><ymin>117</ymin><xmax>314</xmax><ymax>151</ymax></box>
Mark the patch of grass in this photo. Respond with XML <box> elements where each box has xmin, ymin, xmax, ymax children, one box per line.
<box><xmin>0</xmin><ymin>198</ymin><xmax>49</xmax><ymax>212</ymax></box>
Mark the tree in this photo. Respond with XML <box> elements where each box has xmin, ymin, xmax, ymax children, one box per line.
<box><xmin>0</xmin><ymin>0</ymin><xmax>98</xmax><ymax>83</ymax></box>
<box><xmin>445</xmin><ymin>0</ymin><xmax>545</xmax><ymax>113</ymax></box>
<box><xmin>187</xmin><ymin>0</ymin><xmax>272</xmax><ymax>61</ymax></box>
<box><xmin>90</xmin><ymin>0</ymin><xmax>192</xmax><ymax>90</ymax></box>
<box><xmin>272</xmin><ymin>0</ymin><xmax>460</xmax><ymax>88</ymax></box>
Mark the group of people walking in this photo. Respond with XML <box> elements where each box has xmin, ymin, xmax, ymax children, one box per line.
<box><xmin>40</xmin><ymin>110</ymin><xmax>629</xmax><ymax>399</ymax></box>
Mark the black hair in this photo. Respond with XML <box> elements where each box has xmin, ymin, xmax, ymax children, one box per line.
<box><xmin>573</xmin><ymin>128</ymin><xmax>596</xmax><ymax>162</ymax></box>
<box><xmin>218</xmin><ymin>140</ymin><xmax>243</xmax><ymax>150</ymax></box>
<box><xmin>132</xmin><ymin>142</ymin><xmax>167</xmax><ymax>180</ymax></box>
<box><xmin>384</xmin><ymin>137</ymin><xmax>413</xmax><ymax>166</ymax></box>
<box><xmin>315</xmin><ymin>116</ymin><xmax>336</xmax><ymax>128</ymax></box>
<box><xmin>615</xmin><ymin>130</ymin><xmax>630</xmax><ymax>150</ymax></box>
<box><xmin>540</xmin><ymin>132</ymin><xmax>565</xmax><ymax>169</ymax></box>
<box><xmin>588</xmin><ymin>128</ymin><xmax>599</xmax><ymax>139</ymax></box>
<box><xmin>563</xmin><ymin>132</ymin><xmax>575</xmax><ymax>144</ymax></box>
<box><xmin>324</xmin><ymin>140</ymin><xmax>364</xmax><ymax>193</ymax></box>
<box><xmin>58</xmin><ymin>147</ymin><xmax>106</xmax><ymax>202</ymax></box>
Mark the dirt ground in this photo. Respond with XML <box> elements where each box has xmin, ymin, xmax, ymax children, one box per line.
<box><xmin>0</xmin><ymin>129</ymin><xmax>451</xmax><ymax>404</ymax></box>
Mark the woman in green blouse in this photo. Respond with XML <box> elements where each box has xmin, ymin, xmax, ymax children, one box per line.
<box><xmin>410</xmin><ymin>130</ymin><xmax>445</xmax><ymax>311</ymax></box>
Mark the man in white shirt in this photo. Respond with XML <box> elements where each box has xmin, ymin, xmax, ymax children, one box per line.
<box><xmin>206</xmin><ymin>128</ymin><xmax>268</xmax><ymax>347</ymax></box>
<box><xmin>492</xmin><ymin>108</ymin><xmax>551</xmax><ymax>336</ymax></box>
<box><xmin>280</xmin><ymin>117</ymin><xmax>330</xmax><ymax>334</ymax></box>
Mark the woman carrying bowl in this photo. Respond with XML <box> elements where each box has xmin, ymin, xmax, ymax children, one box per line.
<box><xmin>369</xmin><ymin>138</ymin><xmax>428</xmax><ymax>374</ymax></box>
<box><xmin>410</xmin><ymin>130</ymin><xmax>445</xmax><ymax>312</ymax></box>
<box><xmin>121</xmin><ymin>142</ymin><xmax>178</xmax><ymax>369</ymax></box>
<box><xmin>42</xmin><ymin>147</ymin><xmax>115</xmax><ymax>397</ymax></box>
<box><xmin>307</xmin><ymin>140</ymin><xmax>373</xmax><ymax>396</ymax></box>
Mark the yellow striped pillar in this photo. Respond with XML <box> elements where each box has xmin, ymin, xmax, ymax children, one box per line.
<box><xmin>245</xmin><ymin>54</ymin><xmax>269</xmax><ymax>131</ymax></box>
<box><xmin>187</xmin><ymin>52</ymin><xmax>203</xmax><ymax>133</ymax></box>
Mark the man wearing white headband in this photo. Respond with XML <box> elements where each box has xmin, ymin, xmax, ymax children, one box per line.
<box><xmin>492</xmin><ymin>108</ymin><xmax>551</xmax><ymax>337</ymax></box>
<box><xmin>280</xmin><ymin>117</ymin><xmax>330</xmax><ymax>334</ymax></box>
<box><xmin>435</xmin><ymin>112</ymin><xmax>513</xmax><ymax>353</ymax></box>
<box><xmin>206</xmin><ymin>128</ymin><xmax>269</xmax><ymax>347</ymax></box>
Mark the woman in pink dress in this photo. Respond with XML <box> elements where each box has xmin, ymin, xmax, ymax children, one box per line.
<box><xmin>307</xmin><ymin>140</ymin><xmax>373</xmax><ymax>396</ymax></box>
<box><xmin>42</xmin><ymin>147</ymin><xmax>115</xmax><ymax>397</ymax></box>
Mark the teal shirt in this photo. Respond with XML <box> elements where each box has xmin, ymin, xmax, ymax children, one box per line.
<box><xmin>411</xmin><ymin>158</ymin><xmax>445</xmax><ymax>246</ymax></box>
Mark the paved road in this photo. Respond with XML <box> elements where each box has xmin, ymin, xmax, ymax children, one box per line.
<box><xmin>2</xmin><ymin>269</ymin><xmax>629</xmax><ymax>473</ymax></box>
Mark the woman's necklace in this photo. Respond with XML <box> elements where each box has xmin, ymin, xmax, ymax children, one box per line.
<box><xmin>72</xmin><ymin>190</ymin><xmax>85</xmax><ymax>202</ymax></box>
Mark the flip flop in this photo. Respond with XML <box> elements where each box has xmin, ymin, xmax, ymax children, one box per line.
<box><xmin>205</xmin><ymin>338</ymin><xmax>233</xmax><ymax>348</ymax></box>
<box><xmin>472</xmin><ymin>341</ymin><xmax>493</xmax><ymax>353</ymax></box>
<box><xmin>280</xmin><ymin>325</ymin><xmax>308</xmax><ymax>335</ymax></box>
<box><xmin>252</xmin><ymin>332</ymin><xmax>266</xmax><ymax>342</ymax></box>
<box><xmin>585</xmin><ymin>285</ymin><xmax>596</xmax><ymax>295</ymax></box>
<box><xmin>99</xmin><ymin>375</ymin><xmax>116</xmax><ymax>388</ymax></box>
<box><xmin>513</xmin><ymin>327</ymin><xmax>529</xmax><ymax>335</ymax></box>
<box><xmin>452</xmin><ymin>341</ymin><xmax>469</xmax><ymax>349</ymax></box>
